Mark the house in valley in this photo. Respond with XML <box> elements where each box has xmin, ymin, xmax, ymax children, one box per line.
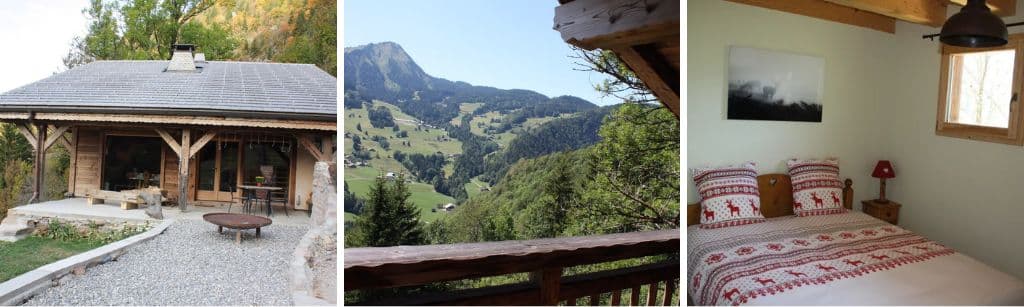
<box><xmin>0</xmin><ymin>44</ymin><xmax>336</xmax><ymax>212</ymax></box>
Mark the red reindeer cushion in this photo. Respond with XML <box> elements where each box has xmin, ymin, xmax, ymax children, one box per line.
<box><xmin>787</xmin><ymin>158</ymin><xmax>846</xmax><ymax>216</ymax></box>
<box><xmin>692</xmin><ymin>162</ymin><xmax>766</xmax><ymax>229</ymax></box>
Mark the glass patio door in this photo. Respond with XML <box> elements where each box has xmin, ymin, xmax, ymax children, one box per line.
<box><xmin>196</xmin><ymin>141</ymin><xmax>240</xmax><ymax>202</ymax></box>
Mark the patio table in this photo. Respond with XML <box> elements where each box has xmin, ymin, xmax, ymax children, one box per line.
<box><xmin>237</xmin><ymin>185</ymin><xmax>282</xmax><ymax>216</ymax></box>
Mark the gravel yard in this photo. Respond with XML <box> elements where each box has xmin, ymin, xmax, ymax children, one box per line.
<box><xmin>24</xmin><ymin>219</ymin><xmax>309</xmax><ymax>306</ymax></box>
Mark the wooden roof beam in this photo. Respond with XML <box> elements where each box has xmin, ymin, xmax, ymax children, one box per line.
<box><xmin>42</xmin><ymin>125</ymin><xmax>71</xmax><ymax>151</ymax></box>
<box><xmin>15</xmin><ymin>124</ymin><xmax>38</xmax><ymax>149</ymax></box>
<box><xmin>949</xmin><ymin>0</ymin><xmax>1016</xmax><ymax>17</ymax></box>
<box><xmin>154</xmin><ymin>128</ymin><xmax>182</xmax><ymax>158</ymax></box>
<box><xmin>725</xmin><ymin>0</ymin><xmax>896</xmax><ymax>33</ymax></box>
<box><xmin>554</xmin><ymin>0</ymin><xmax>679</xmax><ymax>50</ymax></box>
<box><xmin>823</xmin><ymin>0</ymin><xmax>947</xmax><ymax>27</ymax></box>
<box><xmin>613</xmin><ymin>45</ymin><xmax>679</xmax><ymax>118</ymax></box>
<box><xmin>187</xmin><ymin>130</ymin><xmax>218</xmax><ymax>158</ymax></box>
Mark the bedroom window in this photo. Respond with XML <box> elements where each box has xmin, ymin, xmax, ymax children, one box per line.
<box><xmin>937</xmin><ymin>35</ymin><xmax>1024</xmax><ymax>145</ymax></box>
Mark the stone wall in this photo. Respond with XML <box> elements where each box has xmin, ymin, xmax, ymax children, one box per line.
<box><xmin>23</xmin><ymin>215</ymin><xmax>150</xmax><ymax>236</ymax></box>
<box><xmin>290</xmin><ymin>162</ymin><xmax>337</xmax><ymax>305</ymax></box>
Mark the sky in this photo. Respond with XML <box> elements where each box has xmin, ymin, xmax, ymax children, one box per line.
<box><xmin>0</xmin><ymin>1</ymin><xmax>90</xmax><ymax>93</ymax></box>
<box><xmin>344</xmin><ymin>0</ymin><xmax>616</xmax><ymax>106</ymax></box>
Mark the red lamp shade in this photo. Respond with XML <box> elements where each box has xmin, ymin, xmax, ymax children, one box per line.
<box><xmin>871</xmin><ymin>160</ymin><xmax>895</xmax><ymax>179</ymax></box>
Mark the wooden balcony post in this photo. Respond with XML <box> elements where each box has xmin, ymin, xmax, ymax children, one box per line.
<box><xmin>532</xmin><ymin>267</ymin><xmax>562</xmax><ymax>305</ymax></box>
<box><xmin>178</xmin><ymin>129</ymin><xmax>191</xmax><ymax>212</ymax></box>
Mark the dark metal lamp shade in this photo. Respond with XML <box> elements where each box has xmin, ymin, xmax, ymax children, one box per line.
<box><xmin>940</xmin><ymin>0</ymin><xmax>1008</xmax><ymax>47</ymax></box>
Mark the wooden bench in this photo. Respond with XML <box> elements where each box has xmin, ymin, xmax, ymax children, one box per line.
<box><xmin>86</xmin><ymin>188</ymin><xmax>167</xmax><ymax>210</ymax></box>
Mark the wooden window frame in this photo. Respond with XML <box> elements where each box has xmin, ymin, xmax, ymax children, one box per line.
<box><xmin>937</xmin><ymin>35</ymin><xmax>1024</xmax><ymax>145</ymax></box>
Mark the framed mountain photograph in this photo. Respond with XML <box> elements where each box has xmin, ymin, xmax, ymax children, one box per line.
<box><xmin>727</xmin><ymin>46</ymin><xmax>824</xmax><ymax>122</ymax></box>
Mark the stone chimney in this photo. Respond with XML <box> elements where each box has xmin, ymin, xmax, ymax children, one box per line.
<box><xmin>167</xmin><ymin>44</ymin><xmax>196</xmax><ymax>72</ymax></box>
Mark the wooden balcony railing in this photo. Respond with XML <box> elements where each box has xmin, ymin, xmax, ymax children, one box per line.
<box><xmin>344</xmin><ymin>229</ymin><xmax>680</xmax><ymax>305</ymax></box>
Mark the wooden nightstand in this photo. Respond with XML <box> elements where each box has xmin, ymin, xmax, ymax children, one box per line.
<box><xmin>862</xmin><ymin>200</ymin><xmax>901</xmax><ymax>225</ymax></box>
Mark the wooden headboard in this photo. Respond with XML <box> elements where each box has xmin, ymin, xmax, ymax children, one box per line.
<box><xmin>687</xmin><ymin>174</ymin><xmax>853</xmax><ymax>226</ymax></box>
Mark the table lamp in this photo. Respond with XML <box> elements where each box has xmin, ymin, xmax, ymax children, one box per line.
<box><xmin>871</xmin><ymin>160</ymin><xmax>896</xmax><ymax>203</ymax></box>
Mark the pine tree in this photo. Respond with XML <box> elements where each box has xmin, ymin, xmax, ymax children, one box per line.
<box><xmin>353</xmin><ymin>173</ymin><xmax>425</xmax><ymax>247</ymax></box>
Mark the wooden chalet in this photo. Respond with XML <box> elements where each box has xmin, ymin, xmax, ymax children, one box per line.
<box><xmin>0</xmin><ymin>45</ymin><xmax>336</xmax><ymax>211</ymax></box>
<box><xmin>343</xmin><ymin>0</ymin><xmax>679</xmax><ymax>305</ymax></box>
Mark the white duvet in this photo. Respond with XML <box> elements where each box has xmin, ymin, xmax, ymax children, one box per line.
<box><xmin>687</xmin><ymin>211</ymin><xmax>1024</xmax><ymax>305</ymax></box>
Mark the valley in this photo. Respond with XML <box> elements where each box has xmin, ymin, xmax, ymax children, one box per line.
<box><xmin>343</xmin><ymin>41</ymin><xmax>606</xmax><ymax>228</ymax></box>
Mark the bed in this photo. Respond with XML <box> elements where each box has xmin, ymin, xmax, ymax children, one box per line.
<box><xmin>687</xmin><ymin>174</ymin><xmax>1024</xmax><ymax>306</ymax></box>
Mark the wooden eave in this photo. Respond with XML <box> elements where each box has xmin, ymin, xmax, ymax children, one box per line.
<box><xmin>0</xmin><ymin>112</ymin><xmax>336</xmax><ymax>132</ymax></box>
<box><xmin>554</xmin><ymin>0</ymin><xmax>680</xmax><ymax>118</ymax></box>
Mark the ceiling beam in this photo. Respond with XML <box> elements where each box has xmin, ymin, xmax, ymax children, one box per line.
<box><xmin>726</xmin><ymin>0</ymin><xmax>896</xmax><ymax>33</ymax></box>
<box><xmin>949</xmin><ymin>0</ymin><xmax>1016</xmax><ymax>17</ymax></box>
<box><xmin>823</xmin><ymin>0</ymin><xmax>947</xmax><ymax>27</ymax></box>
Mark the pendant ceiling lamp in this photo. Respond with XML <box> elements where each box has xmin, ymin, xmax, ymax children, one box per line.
<box><xmin>940</xmin><ymin>0</ymin><xmax>1008</xmax><ymax>47</ymax></box>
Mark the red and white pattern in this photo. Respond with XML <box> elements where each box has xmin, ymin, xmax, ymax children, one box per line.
<box><xmin>788</xmin><ymin>158</ymin><xmax>846</xmax><ymax>217</ymax></box>
<box><xmin>687</xmin><ymin>213</ymin><xmax>956</xmax><ymax>306</ymax></box>
<box><xmin>692</xmin><ymin>162</ymin><xmax>766</xmax><ymax>229</ymax></box>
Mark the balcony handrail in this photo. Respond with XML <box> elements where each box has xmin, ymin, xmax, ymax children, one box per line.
<box><xmin>344</xmin><ymin>228</ymin><xmax>680</xmax><ymax>291</ymax></box>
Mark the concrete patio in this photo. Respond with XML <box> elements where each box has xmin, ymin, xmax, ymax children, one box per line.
<box><xmin>7</xmin><ymin>198</ymin><xmax>311</xmax><ymax>226</ymax></box>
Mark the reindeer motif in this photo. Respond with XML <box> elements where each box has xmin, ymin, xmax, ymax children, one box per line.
<box><xmin>703</xmin><ymin>208</ymin><xmax>716</xmax><ymax>221</ymax></box>
<box><xmin>811</xmin><ymin>192</ymin><xmax>824</xmax><ymax>208</ymax></box>
<box><xmin>870</xmin><ymin>254</ymin><xmax>890</xmax><ymax>260</ymax></box>
<box><xmin>723</xmin><ymin>288</ymin><xmax>741</xmax><ymax>301</ymax></box>
<box><xmin>817</xmin><ymin>264</ymin><xmax>837</xmax><ymax>272</ymax></box>
<box><xmin>726</xmin><ymin>200</ymin><xmax>740</xmax><ymax>216</ymax></box>
<box><xmin>749</xmin><ymin>199</ymin><xmax>759</xmax><ymax>215</ymax></box>
<box><xmin>794</xmin><ymin>201</ymin><xmax>803</xmax><ymax>210</ymax></box>
<box><xmin>785</xmin><ymin>270</ymin><xmax>807</xmax><ymax>277</ymax></box>
<box><xmin>753</xmin><ymin>277</ymin><xmax>775</xmax><ymax>286</ymax></box>
<box><xmin>844</xmin><ymin>259</ymin><xmax>864</xmax><ymax>267</ymax></box>
<box><xmin>831</xmin><ymin>191</ymin><xmax>840</xmax><ymax>206</ymax></box>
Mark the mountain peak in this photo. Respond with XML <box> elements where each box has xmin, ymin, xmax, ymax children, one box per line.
<box><xmin>344</xmin><ymin>41</ymin><xmax>433</xmax><ymax>98</ymax></box>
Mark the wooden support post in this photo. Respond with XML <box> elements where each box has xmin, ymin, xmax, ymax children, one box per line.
<box><xmin>178</xmin><ymin>129</ymin><xmax>191</xmax><ymax>212</ymax></box>
<box><xmin>532</xmin><ymin>267</ymin><xmax>562</xmax><ymax>305</ymax></box>
<box><xmin>321</xmin><ymin>135</ymin><xmax>334</xmax><ymax>162</ymax></box>
<box><xmin>66</xmin><ymin>127</ymin><xmax>78</xmax><ymax>197</ymax></box>
<box><xmin>30</xmin><ymin>123</ymin><xmax>47</xmax><ymax>203</ymax></box>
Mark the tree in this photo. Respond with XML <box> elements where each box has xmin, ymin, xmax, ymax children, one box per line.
<box><xmin>67</xmin><ymin>0</ymin><xmax>237</xmax><ymax>70</ymax></box>
<box><xmin>572</xmin><ymin>104</ymin><xmax>679</xmax><ymax>234</ymax></box>
<box><xmin>351</xmin><ymin>174</ymin><xmax>425</xmax><ymax>247</ymax></box>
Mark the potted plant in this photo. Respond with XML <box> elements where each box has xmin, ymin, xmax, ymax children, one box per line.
<box><xmin>255</xmin><ymin>176</ymin><xmax>265</xmax><ymax>186</ymax></box>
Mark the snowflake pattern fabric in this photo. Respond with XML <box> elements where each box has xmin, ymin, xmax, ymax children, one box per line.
<box><xmin>692</xmin><ymin>162</ymin><xmax>766</xmax><ymax>229</ymax></box>
<box><xmin>787</xmin><ymin>159</ymin><xmax>846</xmax><ymax>217</ymax></box>
<box><xmin>687</xmin><ymin>212</ymin><xmax>955</xmax><ymax>306</ymax></box>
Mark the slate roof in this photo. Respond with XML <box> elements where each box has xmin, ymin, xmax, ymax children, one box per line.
<box><xmin>0</xmin><ymin>60</ymin><xmax>336</xmax><ymax>121</ymax></box>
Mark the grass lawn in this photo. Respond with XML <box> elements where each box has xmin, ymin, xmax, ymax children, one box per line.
<box><xmin>464</xmin><ymin>177</ymin><xmax>491</xmax><ymax>199</ymax></box>
<box><xmin>345</xmin><ymin>167</ymin><xmax>454</xmax><ymax>223</ymax></box>
<box><xmin>0</xmin><ymin>236</ymin><xmax>103</xmax><ymax>283</ymax></box>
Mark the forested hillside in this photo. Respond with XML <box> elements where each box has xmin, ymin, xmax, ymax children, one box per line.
<box><xmin>65</xmin><ymin>0</ymin><xmax>336</xmax><ymax>75</ymax></box>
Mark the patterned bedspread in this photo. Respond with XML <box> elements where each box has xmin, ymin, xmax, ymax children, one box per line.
<box><xmin>687</xmin><ymin>211</ymin><xmax>957</xmax><ymax>306</ymax></box>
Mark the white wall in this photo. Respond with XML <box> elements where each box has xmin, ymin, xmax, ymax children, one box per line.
<box><xmin>687</xmin><ymin>0</ymin><xmax>887</xmax><ymax>207</ymax></box>
<box><xmin>690</xmin><ymin>0</ymin><xmax>1024</xmax><ymax>280</ymax></box>
<box><xmin>877</xmin><ymin>3</ymin><xmax>1024</xmax><ymax>280</ymax></box>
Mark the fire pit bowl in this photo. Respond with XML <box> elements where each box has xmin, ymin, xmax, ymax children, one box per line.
<box><xmin>203</xmin><ymin>213</ymin><xmax>272</xmax><ymax>244</ymax></box>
